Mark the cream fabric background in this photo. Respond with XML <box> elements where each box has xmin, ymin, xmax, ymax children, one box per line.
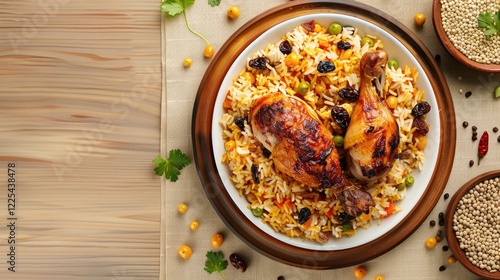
<box><xmin>162</xmin><ymin>0</ymin><xmax>500</xmax><ymax>279</ymax></box>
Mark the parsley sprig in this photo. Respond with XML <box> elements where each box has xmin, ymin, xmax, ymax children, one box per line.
<box><xmin>478</xmin><ymin>10</ymin><xmax>500</xmax><ymax>36</ymax></box>
<box><xmin>160</xmin><ymin>0</ymin><xmax>214</xmax><ymax>46</ymax></box>
<box><xmin>153</xmin><ymin>149</ymin><xmax>190</xmax><ymax>182</ymax></box>
<box><xmin>204</xmin><ymin>251</ymin><xmax>228</xmax><ymax>280</ymax></box>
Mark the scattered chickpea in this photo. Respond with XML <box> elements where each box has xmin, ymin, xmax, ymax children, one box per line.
<box><xmin>183</xmin><ymin>58</ymin><xmax>193</xmax><ymax>67</ymax></box>
<box><xmin>374</xmin><ymin>275</ymin><xmax>385</xmax><ymax>280</ymax></box>
<box><xmin>204</xmin><ymin>45</ymin><xmax>215</xmax><ymax>58</ymax></box>
<box><xmin>177</xmin><ymin>203</ymin><xmax>188</xmax><ymax>214</ymax></box>
<box><xmin>227</xmin><ymin>6</ymin><xmax>240</xmax><ymax>19</ymax></box>
<box><xmin>425</xmin><ymin>236</ymin><xmax>437</xmax><ymax>248</ymax></box>
<box><xmin>414</xmin><ymin>13</ymin><xmax>426</xmax><ymax>26</ymax></box>
<box><xmin>211</xmin><ymin>233</ymin><xmax>224</xmax><ymax>248</ymax></box>
<box><xmin>447</xmin><ymin>255</ymin><xmax>457</xmax><ymax>264</ymax></box>
<box><xmin>354</xmin><ymin>266</ymin><xmax>367</xmax><ymax>279</ymax></box>
<box><xmin>189</xmin><ymin>220</ymin><xmax>200</xmax><ymax>231</ymax></box>
<box><xmin>178</xmin><ymin>245</ymin><xmax>192</xmax><ymax>259</ymax></box>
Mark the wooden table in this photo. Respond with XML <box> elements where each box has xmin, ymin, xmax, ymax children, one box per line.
<box><xmin>0</xmin><ymin>0</ymin><xmax>162</xmax><ymax>278</ymax></box>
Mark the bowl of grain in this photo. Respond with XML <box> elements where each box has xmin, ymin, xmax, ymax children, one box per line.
<box><xmin>445</xmin><ymin>170</ymin><xmax>500</xmax><ymax>279</ymax></box>
<box><xmin>432</xmin><ymin>0</ymin><xmax>500</xmax><ymax>72</ymax></box>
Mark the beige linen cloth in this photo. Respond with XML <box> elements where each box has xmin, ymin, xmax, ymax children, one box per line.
<box><xmin>161</xmin><ymin>0</ymin><xmax>500</xmax><ymax>279</ymax></box>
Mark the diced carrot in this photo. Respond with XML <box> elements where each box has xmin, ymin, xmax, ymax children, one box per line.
<box><xmin>301</xmin><ymin>217</ymin><xmax>313</xmax><ymax>230</ymax></box>
<box><xmin>325</xmin><ymin>208</ymin><xmax>334</xmax><ymax>219</ymax></box>
<box><xmin>381</xmin><ymin>200</ymin><xmax>395</xmax><ymax>218</ymax></box>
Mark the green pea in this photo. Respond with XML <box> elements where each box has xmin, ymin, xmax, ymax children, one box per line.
<box><xmin>360</xmin><ymin>36</ymin><xmax>374</xmax><ymax>47</ymax></box>
<box><xmin>387</xmin><ymin>59</ymin><xmax>399</xmax><ymax>70</ymax></box>
<box><xmin>328</xmin><ymin>22</ymin><xmax>342</xmax><ymax>35</ymax></box>
<box><xmin>297</xmin><ymin>81</ymin><xmax>310</xmax><ymax>95</ymax></box>
<box><xmin>252</xmin><ymin>208</ymin><xmax>263</xmax><ymax>217</ymax></box>
<box><xmin>397</xmin><ymin>182</ymin><xmax>406</xmax><ymax>191</ymax></box>
<box><xmin>333</xmin><ymin>135</ymin><xmax>344</xmax><ymax>147</ymax></box>
<box><xmin>405</xmin><ymin>175</ymin><xmax>415</xmax><ymax>187</ymax></box>
<box><xmin>342</xmin><ymin>221</ymin><xmax>351</xmax><ymax>232</ymax></box>
<box><xmin>495</xmin><ymin>85</ymin><xmax>500</xmax><ymax>98</ymax></box>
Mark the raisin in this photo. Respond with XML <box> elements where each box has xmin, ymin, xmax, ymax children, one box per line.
<box><xmin>262</xmin><ymin>147</ymin><xmax>272</xmax><ymax>158</ymax></box>
<box><xmin>317</xmin><ymin>60</ymin><xmax>335</xmax><ymax>73</ymax></box>
<box><xmin>251</xmin><ymin>164</ymin><xmax>260</xmax><ymax>184</ymax></box>
<box><xmin>411</xmin><ymin>101</ymin><xmax>431</xmax><ymax>117</ymax></box>
<box><xmin>297</xmin><ymin>207</ymin><xmax>311</xmax><ymax>224</ymax></box>
<box><xmin>338</xmin><ymin>212</ymin><xmax>354</xmax><ymax>223</ymax></box>
<box><xmin>279</xmin><ymin>40</ymin><xmax>292</xmax><ymax>55</ymax></box>
<box><xmin>337</xmin><ymin>41</ymin><xmax>351</xmax><ymax>50</ymax></box>
<box><xmin>338</xmin><ymin>87</ymin><xmax>360</xmax><ymax>102</ymax></box>
<box><xmin>331</xmin><ymin>106</ymin><xmax>350</xmax><ymax>129</ymax></box>
<box><xmin>469</xmin><ymin>160</ymin><xmax>474</xmax><ymax>167</ymax></box>
<box><xmin>234</xmin><ymin>117</ymin><xmax>247</xmax><ymax>130</ymax></box>
<box><xmin>412</xmin><ymin>117</ymin><xmax>430</xmax><ymax>135</ymax></box>
<box><xmin>229</xmin><ymin>253</ymin><xmax>247</xmax><ymax>272</ymax></box>
<box><xmin>248</xmin><ymin>57</ymin><xmax>269</xmax><ymax>70</ymax></box>
<box><xmin>301</xmin><ymin>20</ymin><xmax>316</xmax><ymax>32</ymax></box>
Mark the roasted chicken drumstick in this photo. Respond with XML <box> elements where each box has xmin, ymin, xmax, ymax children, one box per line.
<box><xmin>250</xmin><ymin>93</ymin><xmax>374</xmax><ymax>217</ymax></box>
<box><xmin>344</xmin><ymin>50</ymin><xmax>400</xmax><ymax>182</ymax></box>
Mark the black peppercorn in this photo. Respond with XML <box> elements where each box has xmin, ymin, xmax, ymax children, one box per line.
<box><xmin>469</xmin><ymin>160</ymin><xmax>474</xmax><ymax>167</ymax></box>
<box><xmin>465</xmin><ymin>91</ymin><xmax>472</xmax><ymax>98</ymax></box>
<box><xmin>439</xmin><ymin>265</ymin><xmax>446</xmax><ymax>271</ymax></box>
<box><xmin>444</xmin><ymin>193</ymin><xmax>449</xmax><ymax>200</ymax></box>
<box><xmin>430</xmin><ymin>220</ymin><xmax>436</xmax><ymax>227</ymax></box>
<box><xmin>462</xmin><ymin>121</ymin><xmax>469</xmax><ymax>128</ymax></box>
<box><xmin>493</xmin><ymin>127</ymin><xmax>499</xmax><ymax>133</ymax></box>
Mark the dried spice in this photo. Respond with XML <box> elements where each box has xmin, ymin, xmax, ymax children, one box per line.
<box><xmin>478</xmin><ymin>131</ymin><xmax>489</xmax><ymax>165</ymax></box>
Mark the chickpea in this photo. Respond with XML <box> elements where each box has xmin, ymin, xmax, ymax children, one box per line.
<box><xmin>204</xmin><ymin>45</ymin><xmax>215</xmax><ymax>58</ymax></box>
<box><xmin>425</xmin><ymin>236</ymin><xmax>437</xmax><ymax>248</ymax></box>
<box><xmin>284</xmin><ymin>53</ymin><xmax>299</xmax><ymax>67</ymax></box>
<box><xmin>385</xmin><ymin>95</ymin><xmax>398</xmax><ymax>109</ymax></box>
<box><xmin>189</xmin><ymin>220</ymin><xmax>200</xmax><ymax>231</ymax></box>
<box><xmin>354</xmin><ymin>265</ymin><xmax>367</xmax><ymax>278</ymax></box>
<box><xmin>227</xmin><ymin>6</ymin><xmax>240</xmax><ymax>19</ymax></box>
<box><xmin>178</xmin><ymin>245</ymin><xmax>192</xmax><ymax>259</ymax></box>
<box><xmin>177</xmin><ymin>203</ymin><xmax>188</xmax><ymax>214</ymax></box>
<box><xmin>414</xmin><ymin>13</ymin><xmax>426</xmax><ymax>26</ymax></box>
<box><xmin>183</xmin><ymin>58</ymin><xmax>193</xmax><ymax>67</ymax></box>
<box><xmin>374</xmin><ymin>276</ymin><xmax>385</xmax><ymax>280</ymax></box>
<box><xmin>211</xmin><ymin>233</ymin><xmax>224</xmax><ymax>248</ymax></box>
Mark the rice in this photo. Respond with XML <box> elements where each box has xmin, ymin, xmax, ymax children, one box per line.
<box><xmin>219</xmin><ymin>21</ymin><xmax>427</xmax><ymax>243</ymax></box>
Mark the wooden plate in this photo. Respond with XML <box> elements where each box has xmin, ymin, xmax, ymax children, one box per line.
<box><xmin>193</xmin><ymin>0</ymin><xmax>456</xmax><ymax>269</ymax></box>
<box><xmin>445</xmin><ymin>170</ymin><xmax>500</xmax><ymax>279</ymax></box>
<box><xmin>432</xmin><ymin>0</ymin><xmax>500</xmax><ymax>72</ymax></box>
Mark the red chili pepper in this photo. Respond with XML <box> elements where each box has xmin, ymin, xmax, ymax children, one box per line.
<box><xmin>478</xmin><ymin>131</ymin><xmax>488</xmax><ymax>165</ymax></box>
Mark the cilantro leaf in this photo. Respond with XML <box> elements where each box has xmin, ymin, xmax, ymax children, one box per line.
<box><xmin>204</xmin><ymin>251</ymin><xmax>228</xmax><ymax>279</ymax></box>
<box><xmin>161</xmin><ymin>0</ymin><xmax>195</xmax><ymax>17</ymax></box>
<box><xmin>478</xmin><ymin>11</ymin><xmax>500</xmax><ymax>36</ymax></box>
<box><xmin>152</xmin><ymin>149</ymin><xmax>191</xmax><ymax>182</ymax></box>
<box><xmin>208</xmin><ymin>0</ymin><xmax>221</xmax><ymax>7</ymax></box>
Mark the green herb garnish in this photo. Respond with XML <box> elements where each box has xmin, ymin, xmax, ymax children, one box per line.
<box><xmin>160</xmin><ymin>0</ymin><xmax>211</xmax><ymax>46</ymax></box>
<box><xmin>204</xmin><ymin>251</ymin><xmax>228</xmax><ymax>279</ymax></box>
<box><xmin>153</xmin><ymin>149</ymin><xmax>190</xmax><ymax>182</ymax></box>
<box><xmin>478</xmin><ymin>10</ymin><xmax>500</xmax><ymax>36</ymax></box>
<box><xmin>208</xmin><ymin>0</ymin><xmax>221</xmax><ymax>7</ymax></box>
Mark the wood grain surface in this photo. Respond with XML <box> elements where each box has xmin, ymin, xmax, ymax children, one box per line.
<box><xmin>0</xmin><ymin>0</ymin><xmax>162</xmax><ymax>279</ymax></box>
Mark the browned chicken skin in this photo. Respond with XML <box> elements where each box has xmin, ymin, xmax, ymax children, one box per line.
<box><xmin>250</xmin><ymin>94</ymin><xmax>374</xmax><ymax>217</ymax></box>
<box><xmin>344</xmin><ymin>50</ymin><xmax>400</xmax><ymax>181</ymax></box>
